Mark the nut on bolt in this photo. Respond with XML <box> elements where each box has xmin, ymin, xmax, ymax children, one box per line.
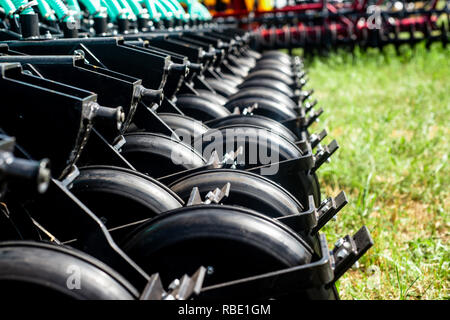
<box><xmin>37</xmin><ymin>158</ymin><xmax>51</xmax><ymax>194</ymax></box>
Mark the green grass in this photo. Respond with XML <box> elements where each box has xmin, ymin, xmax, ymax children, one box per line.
<box><xmin>296</xmin><ymin>43</ymin><xmax>449</xmax><ymax>299</ymax></box>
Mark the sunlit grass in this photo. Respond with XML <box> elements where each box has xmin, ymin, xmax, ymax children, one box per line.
<box><xmin>298</xmin><ymin>43</ymin><xmax>449</xmax><ymax>299</ymax></box>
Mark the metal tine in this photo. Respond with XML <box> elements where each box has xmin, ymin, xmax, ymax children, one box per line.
<box><xmin>204</xmin><ymin>182</ymin><xmax>231</xmax><ymax>204</ymax></box>
<box><xmin>221</xmin><ymin>146</ymin><xmax>244</xmax><ymax>168</ymax></box>
<box><xmin>187</xmin><ymin>187</ymin><xmax>203</xmax><ymax>206</ymax></box>
<box><xmin>169</xmin><ymin>267</ymin><xmax>206</xmax><ymax>300</ymax></box>
<box><xmin>187</xmin><ymin>183</ymin><xmax>231</xmax><ymax>206</ymax></box>
<box><xmin>140</xmin><ymin>273</ymin><xmax>166</xmax><ymax>300</ymax></box>
<box><xmin>140</xmin><ymin>267</ymin><xmax>206</xmax><ymax>300</ymax></box>
<box><xmin>205</xmin><ymin>147</ymin><xmax>244</xmax><ymax>169</ymax></box>
<box><xmin>308</xmin><ymin>129</ymin><xmax>328</xmax><ymax>149</ymax></box>
<box><xmin>242</xmin><ymin>103</ymin><xmax>258</xmax><ymax>115</ymax></box>
<box><xmin>206</xmin><ymin>150</ymin><xmax>222</xmax><ymax>168</ymax></box>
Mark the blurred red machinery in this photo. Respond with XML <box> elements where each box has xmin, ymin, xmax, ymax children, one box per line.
<box><xmin>209</xmin><ymin>0</ymin><xmax>450</xmax><ymax>51</ymax></box>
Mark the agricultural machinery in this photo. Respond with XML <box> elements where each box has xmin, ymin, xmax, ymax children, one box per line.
<box><xmin>211</xmin><ymin>0</ymin><xmax>450</xmax><ymax>53</ymax></box>
<box><xmin>0</xmin><ymin>0</ymin><xmax>374</xmax><ymax>300</ymax></box>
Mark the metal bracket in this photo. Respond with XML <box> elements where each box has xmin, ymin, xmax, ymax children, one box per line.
<box><xmin>331</xmin><ymin>226</ymin><xmax>374</xmax><ymax>282</ymax></box>
<box><xmin>60</xmin><ymin>165</ymin><xmax>80</xmax><ymax>187</ymax></box>
<box><xmin>312</xmin><ymin>191</ymin><xmax>348</xmax><ymax>234</ymax></box>
<box><xmin>0</xmin><ymin>135</ymin><xmax>15</xmax><ymax>153</ymax></box>
<box><xmin>313</xmin><ymin>139</ymin><xmax>339</xmax><ymax>171</ymax></box>
<box><xmin>280</xmin><ymin>115</ymin><xmax>304</xmax><ymax>132</ymax></box>
<box><xmin>308</xmin><ymin>129</ymin><xmax>327</xmax><ymax>149</ymax></box>
<box><xmin>140</xmin><ymin>267</ymin><xmax>206</xmax><ymax>300</ymax></box>
<box><xmin>199</xmin><ymin>234</ymin><xmax>336</xmax><ymax>299</ymax></box>
<box><xmin>305</xmin><ymin>107</ymin><xmax>324</xmax><ymax>128</ymax></box>
<box><xmin>304</xmin><ymin>99</ymin><xmax>317</xmax><ymax>114</ymax></box>
<box><xmin>275</xmin><ymin>195</ymin><xmax>318</xmax><ymax>234</ymax></box>
<box><xmin>113</xmin><ymin>135</ymin><xmax>126</xmax><ymax>151</ymax></box>
<box><xmin>294</xmin><ymin>138</ymin><xmax>311</xmax><ymax>153</ymax></box>
<box><xmin>297</xmin><ymin>76</ymin><xmax>308</xmax><ymax>90</ymax></box>
<box><xmin>299</xmin><ymin>89</ymin><xmax>314</xmax><ymax>103</ymax></box>
<box><xmin>158</xmin><ymin>97</ymin><xmax>184</xmax><ymax>115</ymax></box>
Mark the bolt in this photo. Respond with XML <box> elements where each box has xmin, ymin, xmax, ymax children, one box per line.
<box><xmin>320</xmin><ymin>204</ymin><xmax>330</xmax><ymax>214</ymax></box>
<box><xmin>37</xmin><ymin>159</ymin><xmax>51</xmax><ymax>194</ymax></box>
<box><xmin>207</xmin><ymin>266</ymin><xmax>214</xmax><ymax>275</ymax></box>
<box><xmin>343</xmin><ymin>241</ymin><xmax>352</xmax><ymax>250</ymax></box>
<box><xmin>316</xmin><ymin>149</ymin><xmax>325</xmax><ymax>159</ymax></box>
<box><xmin>168</xmin><ymin>278</ymin><xmax>180</xmax><ymax>291</ymax></box>
<box><xmin>73</xmin><ymin>50</ymin><xmax>85</xmax><ymax>58</ymax></box>
<box><xmin>334</xmin><ymin>238</ymin><xmax>345</xmax><ymax>247</ymax></box>
<box><xmin>336</xmin><ymin>248</ymin><xmax>349</xmax><ymax>260</ymax></box>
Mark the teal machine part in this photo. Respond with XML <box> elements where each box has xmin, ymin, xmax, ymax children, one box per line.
<box><xmin>78</xmin><ymin>0</ymin><xmax>110</xmax><ymax>34</ymax></box>
<box><xmin>44</xmin><ymin>0</ymin><xmax>76</xmax><ymax>22</ymax></box>
<box><xmin>141</xmin><ymin>0</ymin><xmax>160</xmax><ymax>22</ymax></box>
<box><xmin>102</xmin><ymin>0</ymin><xmax>126</xmax><ymax>22</ymax></box>
<box><xmin>153</xmin><ymin>0</ymin><xmax>173</xmax><ymax>21</ymax></box>
<box><xmin>116</xmin><ymin>0</ymin><xmax>137</xmax><ymax>21</ymax></box>
<box><xmin>166</xmin><ymin>0</ymin><xmax>189</xmax><ymax>21</ymax></box>
<box><xmin>102</xmin><ymin>0</ymin><xmax>136</xmax><ymax>34</ymax></box>
<box><xmin>37</xmin><ymin>0</ymin><xmax>57</xmax><ymax>21</ymax></box>
<box><xmin>161</xmin><ymin>0</ymin><xmax>185</xmax><ymax>20</ymax></box>
<box><xmin>78</xmin><ymin>0</ymin><xmax>107</xmax><ymax>18</ymax></box>
<box><xmin>66</xmin><ymin>0</ymin><xmax>82</xmax><ymax>19</ymax></box>
<box><xmin>126</xmin><ymin>0</ymin><xmax>149</xmax><ymax>19</ymax></box>
<box><xmin>10</xmin><ymin>0</ymin><xmax>34</xmax><ymax>14</ymax></box>
<box><xmin>178</xmin><ymin>0</ymin><xmax>211</xmax><ymax>20</ymax></box>
<box><xmin>125</xmin><ymin>0</ymin><xmax>153</xmax><ymax>30</ymax></box>
<box><xmin>155</xmin><ymin>0</ymin><xmax>179</xmax><ymax>20</ymax></box>
<box><xmin>6</xmin><ymin>0</ymin><xmax>40</xmax><ymax>38</ymax></box>
<box><xmin>100</xmin><ymin>0</ymin><xmax>113</xmax><ymax>19</ymax></box>
<box><xmin>0</xmin><ymin>0</ymin><xmax>18</xmax><ymax>16</ymax></box>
